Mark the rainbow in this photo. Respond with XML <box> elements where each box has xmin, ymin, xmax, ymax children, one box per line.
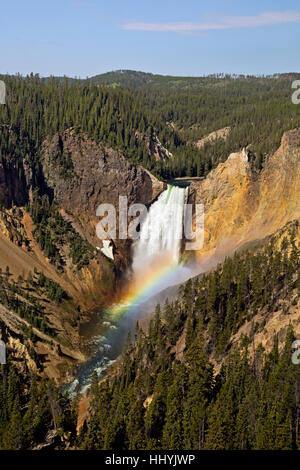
<box><xmin>109</xmin><ymin>256</ymin><xmax>192</xmax><ymax>320</ymax></box>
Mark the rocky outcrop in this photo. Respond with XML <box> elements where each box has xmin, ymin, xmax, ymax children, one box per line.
<box><xmin>146</xmin><ymin>135</ymin><xmax>173</xmax><ymax>161</ymax></box>
<box><xmin>0</xmin><ymin>126</ymin><xmax>35</xmax><ymax>208</ymax></box>
<box><xmin>41</xmin><ymin>129</ymin><xmax>166</xmax><ymax>271</ymax></box>
<box><xmin>41</xmin><ymin>128</ymin><xmax>165</xmax><ymax>214</ymax></box>
<box><xmin>189</xmin><ymin>128</ymin><xmax>300</xmax><ymax>263</ymax></box>
<box><xmin>0</xmin><ymin>301</ymin><xmax>84</xmax><ymax>382</ymax></box>
<box><xmin>194</xmin><ymin>126</ymin><xmax>231</xmax><ymax>149</ymax></box>
<box><xmin>0</xmin><ymin>157</ymin><xmax>33</xmax><ymax>208</ymax></box>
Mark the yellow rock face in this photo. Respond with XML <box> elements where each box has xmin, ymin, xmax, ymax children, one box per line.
<box><xmin>189</xmin><ymin>128</ymin><xmax>300</xmax><ymax>263</ymax></box>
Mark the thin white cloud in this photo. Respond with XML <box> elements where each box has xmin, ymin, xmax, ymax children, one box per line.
<box><xmin>122</xmin><ymin>11</ymin><xmax>300</xmax><ymax>33</ymax></box>
<box><xmin>70</xmin><ymin>1</ymin><xmax>96</xmax><ymax>7</ymax></box>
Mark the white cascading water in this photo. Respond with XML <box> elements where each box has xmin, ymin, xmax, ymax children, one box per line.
<box><xmin>68</xmin><ymin>185</ymin><xmax>190</xmax><ymax>395</ymax></box>
<box><xmin>132</xmin><ymin>184</ymin><xmax>188</xmax><ymax>274</ymax></box>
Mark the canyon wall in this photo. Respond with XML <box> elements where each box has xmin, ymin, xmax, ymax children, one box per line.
<box><xmin>0</xmin><ymin>128</ymin><xmax>165</xmax><ymax>382</ymax></box>
<box><xmin>189</xmin><ymin>128</ymin><xmax>300</xmax><ymax>263</ymax></box>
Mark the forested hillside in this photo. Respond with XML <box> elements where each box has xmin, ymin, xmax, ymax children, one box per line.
<box><xmin>80</xmin><ymin>222</ymin><xmax>300</xmax><ymax>450</ymax></box>
<box><xmin>2</xmin><ymin>220</ymin><xmax>300</xmax><ymax>449</ymax></box>
<box><xmin>1</xmin><ymin>72</ymin><xmax>300</xmax><ymax>179</ymax></box>
<box><xmin>0</xmin><ymin>364</ymin><xmax>77</xmax><ymax>449</ymax></box>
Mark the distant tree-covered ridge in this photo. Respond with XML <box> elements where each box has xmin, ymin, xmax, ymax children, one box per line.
<box><xmin>1</xmin><ymin>72</ymin><xmax>300</xmax><ymax>179</ymax></box>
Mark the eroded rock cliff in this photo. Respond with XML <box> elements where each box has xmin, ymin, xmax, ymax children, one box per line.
<box><xmin>0</xmin><ymin>128</ymin><xmax>165</xmax><ymax>382</ymax></box>
<box><xmin>189</xmin><ymin>128</ymin><xmax>300</xmax><ymax>263</ymax></box>
<box><xmin>41</xmin><ymin>128</ymin><xmax>166</xmax><ymax>272</ymax></box>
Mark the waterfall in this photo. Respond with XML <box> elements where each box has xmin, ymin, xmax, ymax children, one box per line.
<box><xmin>67</xmin><ymin>184</ymin><xmax>189</xmax><ymax>395</ymax></box>
<box><xmin>132</xmin><ymin>184</ymin><xmax>188</xmax><ymax>274</ymax></box>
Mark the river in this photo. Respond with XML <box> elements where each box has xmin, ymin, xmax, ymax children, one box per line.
<box><xmin>67</xmin><ymin>184</ymin><xmax>190</xmax><ymax>395</ymax></box>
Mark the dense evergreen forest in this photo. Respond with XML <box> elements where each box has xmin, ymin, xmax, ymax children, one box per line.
<box><xmin>0</xmin><ymin>363</ymin><xmax>77</xmax><ymax>449</ymax></box>
<box><xmin>1</xmin><ymin>72</ymin><xmax>300</xmax><ymax>179</ymax></box>
<box><xmin>29</xmin><ymin>190</ymin><xmax>96</xmax><ymax>270</ymax></box>
<box><xmin>80</xmin><ymin>222</ymin><xmax>300</xmax><ymax>450</ymax></box>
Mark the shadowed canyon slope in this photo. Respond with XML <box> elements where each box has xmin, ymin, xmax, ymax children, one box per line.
<box><xmin>0</xmin><ymin>128</ymin><xmax>164</xmax><ymax>381</ymax></box>
<box><xmin>41</xmin><ymin>128</ymin><xmax>165</xmax><ymax>272</ymax></box>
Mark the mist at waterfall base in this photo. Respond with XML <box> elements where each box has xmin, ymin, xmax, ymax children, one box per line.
<box><xmin>68</xmin><ymin>185</ymin><xmax>202</xmax><ymax>396</ymax></box>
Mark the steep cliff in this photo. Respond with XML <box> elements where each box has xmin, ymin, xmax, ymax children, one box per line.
<box><xmin>41</xmin><ymin>128</ymin><xmax>165</xmax><ymax>272</ymax></box>
<box><xmin>183</xmin><ymin>127</ymin><xmax>300</xmax><ymax>364</ymax></box>
<box><xmin>0</xmin><ymin>128</ymin><xmax>165</xmax><ymax>382</ymax></box>
<box><xmin>189</xmin><ymin>128</ymin><xmax>300</xmax><ymax>263</ymax></box>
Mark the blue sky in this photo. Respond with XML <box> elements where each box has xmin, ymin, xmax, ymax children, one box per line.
<box><xmin>1</xmin><ymin>0</ymin><xmax>300</xmax><ymax>77</ymax></box>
